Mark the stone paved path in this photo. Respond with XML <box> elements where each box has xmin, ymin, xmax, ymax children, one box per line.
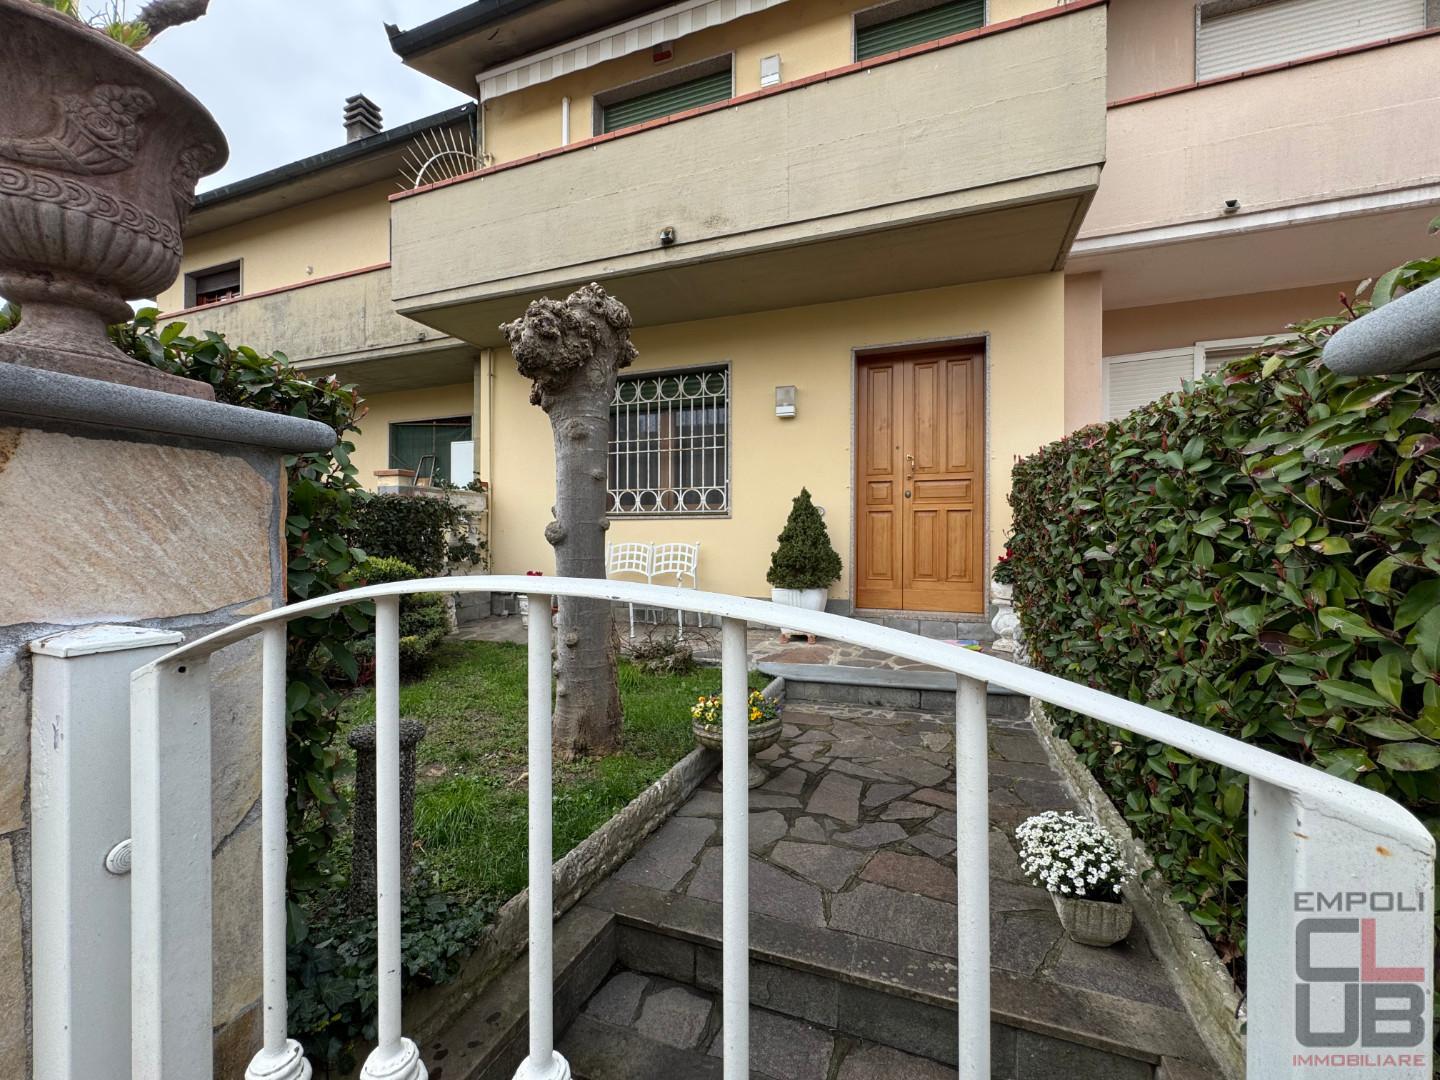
<box><xmin>572</xmin><ymin>701</ymin><xmax>1217</xmax><ymax>1078</ymax></box>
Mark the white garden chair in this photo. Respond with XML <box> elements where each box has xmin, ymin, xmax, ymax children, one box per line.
<box><xmin>605</xmin><ymin>541</ymin><xmax>653</xmax><ymax>637</ymax></box>
<box><xmin>651</xmin><ymin>542</ymin><xmax>701</xmax><ymax>634</ymax></box>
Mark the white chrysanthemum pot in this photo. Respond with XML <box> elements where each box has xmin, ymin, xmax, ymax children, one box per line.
<box><xmin>1050</xmin><ymin>892</ymin><xmax>1133</xmax><ymax>947</ymax></box>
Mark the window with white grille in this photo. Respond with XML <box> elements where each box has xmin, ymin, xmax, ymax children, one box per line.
<box><xmin>608</xmin><ymin>367</ymin><xmax>730</xmax><ymax>516</ymax></box>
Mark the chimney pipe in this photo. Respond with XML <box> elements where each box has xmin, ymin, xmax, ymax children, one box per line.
<box><xmin>343</xmin><ymin>94</ymin><xmax>383</xmax><ymax>143</ymax></box>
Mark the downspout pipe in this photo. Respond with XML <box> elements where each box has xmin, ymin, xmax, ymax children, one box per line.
<box><xmin>1323</xmin><ymin>278</ymin><xmax>1440</xmax><ymax>375</ymax></box>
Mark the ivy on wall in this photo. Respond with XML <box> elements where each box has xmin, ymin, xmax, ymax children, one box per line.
<box><xmin>1006</xmin><ymin>253</ymin><xmax>1440</xmax><ymax>973</ymax></box>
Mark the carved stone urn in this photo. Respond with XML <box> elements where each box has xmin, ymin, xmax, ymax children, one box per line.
<box><xmin>0</xmin><ymin>0</ymin><xmax>227</xmax><ymax>399</ymax></box>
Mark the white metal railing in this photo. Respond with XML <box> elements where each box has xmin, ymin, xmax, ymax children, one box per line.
<box><xmin>127</xmin><ymin>575</ymin><xmax>1436</xmax><ymax>1080</ymax></box>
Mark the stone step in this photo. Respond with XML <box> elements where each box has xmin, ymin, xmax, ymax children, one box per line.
<box><xmin>760</xmin><ymin>662</ymin><xmax>1030</xmax><ymax>718</ymax></box>
<box><xmin>563</xmin><ymin>1013</ymin><xmax>729</xmax><ymax>1080</ymax></box>
<box><xmin>848</xmin><ymin>612</ymin><xmax>998</xmax><ymax>641</ymax></box>
<box><xmin>586</xmin><ymin>880</ymin><xmax>1210</xmax><ymax>1079</ymax></box>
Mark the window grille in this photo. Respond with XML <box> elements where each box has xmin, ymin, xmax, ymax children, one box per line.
<box><xmin>608</xmin><ymin>367</ymin><xmax>729</xmax><ymax>515</ymax></box>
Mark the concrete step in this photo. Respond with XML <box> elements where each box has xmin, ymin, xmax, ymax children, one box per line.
<box><xmin>586</xmin><ymin>879</ymin><xmax>1208</xmax><ymax>1080</ymax></box>
<box><xmin>760</xmin><ymin>662</ymin><xmax>1030</xmax><ymax>718</ymax></box>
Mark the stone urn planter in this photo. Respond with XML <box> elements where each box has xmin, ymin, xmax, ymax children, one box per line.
<box><xmin>1050</xmin><ymin>892</ymin><xmax>1133</xmax><ymax>947</ymax></box>
<box><xmin>0</xmin><ymin>0</ymin><xmax>227</xmax><ymax>399</ymax></box>
<box><xmin>692</xmin><ymin>715</ymin><xmax>783</xmax><ymax>788</ymax></box>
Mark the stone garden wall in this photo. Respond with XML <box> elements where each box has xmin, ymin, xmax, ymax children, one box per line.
<box><xmin>0</xmin><ymin>366</ymin><xmax>333</xmax><ymax>1077</ymax></box>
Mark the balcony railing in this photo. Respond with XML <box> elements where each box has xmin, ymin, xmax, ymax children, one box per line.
<box><xmin>127</xmin><ymin>576</ymin><xmax>1434</xmax><ymax>1080</ymax></box>
<box><xmin>388</xmin><ymin>2</ymin><xmax>1108</xmax><ymax>345</ymax></box>
<box><xmin>157</xmin><ymin>264</ymin><xmax>477</xmax><ymax>390</ymax></box>
<box><xmin>1082</xmin><ymin>31</ymin><xmax>1440</xmax><ymax>240</ymax></box>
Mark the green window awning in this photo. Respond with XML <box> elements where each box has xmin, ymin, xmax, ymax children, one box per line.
<box><xmin>601</xmin><ymin>69</ymin><xmax>733</xmax><ymax>134</ymax></box>
<box><xmin>855</xmin><ymin>0</ymin><xmax>985</xmax><ymax>61</ymax></box>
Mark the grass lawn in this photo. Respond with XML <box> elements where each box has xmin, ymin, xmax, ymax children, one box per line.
<box><xmin>337</xmin><ymin>639</ymin><xmax>767</xmax><ymax>904</ymax></box>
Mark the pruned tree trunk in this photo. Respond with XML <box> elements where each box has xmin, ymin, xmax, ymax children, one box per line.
<box><xmin>501</xmin><ymin>283</ymin><xmax>636</xmax><ymax>757</ymax></box>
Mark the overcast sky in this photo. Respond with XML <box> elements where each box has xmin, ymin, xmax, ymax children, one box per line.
<box><xmin>144</xmin><ymin>0</ymin><xmax>471</xmax><ymax>191</ymax></box>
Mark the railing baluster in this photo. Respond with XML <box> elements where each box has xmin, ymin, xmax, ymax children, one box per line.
<box><xmin>131</xmin><ymin>655</ymin><xmax>215</xmax><ymax>1080</ymax></box>
<box><xmin>720</xmin><ymin>617</ymin><xmax>750</xmax><ymax>1078</ymax></box>
<box><xmin>360</xmin><ymin>596</ymin><xmax>426</xmax><ymax>1080</ymax></box>
<box><xmin>955</xmin><ymin>675</ymin><xmax>990</xmax><ymax>1078</ymax></box>
<box><xmin>515</xmin><ymin>594</ymin><xmax>571</xmax><ymax>1079</ymax></box>
<box><xmin>246</xmin><ymin>624</ymin><xmax>312</xmax><ymax>1079</ymax></box>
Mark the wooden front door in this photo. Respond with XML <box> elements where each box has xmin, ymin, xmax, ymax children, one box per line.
<box><xmin>855</xmin><ymin>348</ymin><xmax>985</xmax><ymax>613</ymax></box>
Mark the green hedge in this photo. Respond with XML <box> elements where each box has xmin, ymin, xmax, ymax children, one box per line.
<box><xmin>349</xmin><ymin>491</ymin><xmax>484</xmax><ymax>577</ymax></box>
<box><xmin>348</xmin><ymin>556</ymin><xmax>450</xmax><ymax>676</ymax></box>
<box><xmin>1007</xmin><ymin>256</ymin><xmax>1440</xmax><ymax>968</ymax></box>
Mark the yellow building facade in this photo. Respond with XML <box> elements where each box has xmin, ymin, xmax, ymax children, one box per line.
<box><xmin>160</xmin><ymin>0</ymin><xmax>1440</xmax><ymax>616</ymax></box>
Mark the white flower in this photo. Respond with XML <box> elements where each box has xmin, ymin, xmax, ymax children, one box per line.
<box><xmin>1014</xmin><ymin>811</ymin><xmax>1129</xmax><ymax>902</ymax></box>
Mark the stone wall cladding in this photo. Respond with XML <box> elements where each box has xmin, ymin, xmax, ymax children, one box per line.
<box><xmin>1027</xmin><ymin>701</ymin><xmax>1245</xmax><ymax>1079</ymax></box>
<box><xmin>0</xmin><ymin>403</ymin><xmax>309</xmax><ymax>1078</ymax></box>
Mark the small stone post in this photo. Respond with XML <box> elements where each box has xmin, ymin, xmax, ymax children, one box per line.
<box><xmin>348</xmin><ymin>718</ymin><xmax>427</xmax><ymax>906</ymax></box>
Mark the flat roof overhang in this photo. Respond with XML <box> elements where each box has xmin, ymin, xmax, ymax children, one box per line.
<box><xmin>389</xmin><ymin>0</ymin><xmax>673</xmax><ymax>95</ymax></box>
<box><xmin>1070</xmin><ymin>189</ymin><xmax>1440</xmax><ymax>310</ymax></box>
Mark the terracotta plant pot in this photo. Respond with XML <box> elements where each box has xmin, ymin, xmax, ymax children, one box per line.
<box><xmin>692</xmin><ymin>715</ymin><xmax>782</xmax><ymax>788</ymax></box>
<box><xmin>1050</xmin><ymin>891</ymin><xmax>1133</xmax><ymax>947</ymax></box>
<box><xmin>0</xmin><ymin>0</ymin><xmax>227</xmax><ymax>399</ymax></box>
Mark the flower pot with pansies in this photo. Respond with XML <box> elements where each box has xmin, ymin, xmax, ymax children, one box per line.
<box><xmin>691</xmin><ymin>689</ymin><xmax>782</xmax><ymax>788</ymax></box>
<box><xmin>1016</xmin><ymin>810</ymin><xmax>1133</xmax><ymax>947</ymax></box>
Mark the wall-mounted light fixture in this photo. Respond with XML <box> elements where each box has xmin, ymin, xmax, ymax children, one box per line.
<box><xmin>1223</xmin><ymin>198</ymin><xmax>1240</xmax><ymax>215</ymax></box>
<box><xmin>775</xmin><ymin>385</ymin><xmax>797</xmax><ymax>418</ymax></box>
<box><xmin>659</xmin><ymin>226</ymin><xmax>676</xmax><ymax>247</ymax></box>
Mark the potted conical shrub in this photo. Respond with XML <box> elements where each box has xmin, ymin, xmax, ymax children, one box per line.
<box><xmin>766</xmin><ymin>488</ymin><xmax>842</xmax><ymax>635</ymax></box>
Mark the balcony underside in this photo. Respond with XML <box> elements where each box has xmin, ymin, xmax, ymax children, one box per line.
<box><xmin>396</xmin><ymin>178</ymin><xmax>1097</xmax><ymax>349</ymax></box>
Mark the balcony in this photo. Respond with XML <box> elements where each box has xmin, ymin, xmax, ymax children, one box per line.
<box><xmin>1073</xmin><ymin>31</ymin><xmax>1440</xmax><ymax>307</ymax></box>
<box><xmin>159</xmin><ymin>264</ymin><xmax>476</xmax><ymax>391</ymax></box>
<box><xmin>388</xmin><ymin>2</ymin><xmax>1108</xmax><ymax>345</ymax></box>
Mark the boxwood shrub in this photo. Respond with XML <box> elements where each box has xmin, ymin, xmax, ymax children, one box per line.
<box><xmin>1007</xmin><ymin>255</ymin><xmax>1440</xmax><ymax>973</ymax></box>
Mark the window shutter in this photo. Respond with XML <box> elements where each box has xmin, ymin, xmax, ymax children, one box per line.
<box><xmin>601</xmin><ymin>69</ymin><xmax>733</xmax><ymax>134</ymax></box>
<box><xmin>1196</xmin><ymin>0</ymin><xmax>1425</xmax><ymax>81</ymax></box>
<box><xmin>855</xmin><ymin>0</ymin><xmax>985</xmax><ymax>62</ymax></box>
<box><xmin>1105</xmin><ymin>352</ymin><xmax>1196</xmax><ymax>420</ymax></box>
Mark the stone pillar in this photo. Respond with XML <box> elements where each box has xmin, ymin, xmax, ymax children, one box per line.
<box><xmin>0</xmin><ymin>362</ymin><xmax>335</xmax><ymax>1079</ymax></box>
<box><xmin>348</xmin><ymin>718</ymin><xmax>427</xmax><ymax>906</ymax></box>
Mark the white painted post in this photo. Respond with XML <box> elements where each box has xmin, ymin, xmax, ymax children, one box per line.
<box><xmin>720</xmin><ymin>617</ymin><xmax>749</xmax><ymax>1079</ymax></box>
<box><xmin>514</xmin><ymin>594</ymin><xmax>571</xmax><ymax>1080</ymax></box>
<box><xmin>955</xmin><ymin>675</ymin><xmax>990</xmax><ymax>1079</ymax></box>
<box><xmin>360</xmin><ymin>597</ymin><xmax>426</xmax><ymax>1080</ymax></box>
<box><xmin>246</xmin><ymin>624</ymin><xmax>312</xmax><ymax>1080</ymax></box>
<box><xmin>29</xmin><ymin>625</ymin><xmax>182</xmax><ymax>1080</ymax></box>
<box><xmin>1247</xmin><ymin>778</ymin><xmax>1434</xmax><ymax>1079</ymax></box>
<box><xmin>131</xmin><ymin>652</ymin><xmax>215</xmax><ymax>1080</ymax></box>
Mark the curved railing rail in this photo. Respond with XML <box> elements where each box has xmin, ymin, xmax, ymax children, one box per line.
<box><xmin>129</xmin><ymin>576</ymin><xmax>1435</xmax><ymax>1080</ymax></box>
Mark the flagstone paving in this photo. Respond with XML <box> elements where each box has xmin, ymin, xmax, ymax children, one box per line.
<box><xmin>569</xmin><ymin>700</ymin><xmax>1219</xmax><ymax>1079</ymax></box>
